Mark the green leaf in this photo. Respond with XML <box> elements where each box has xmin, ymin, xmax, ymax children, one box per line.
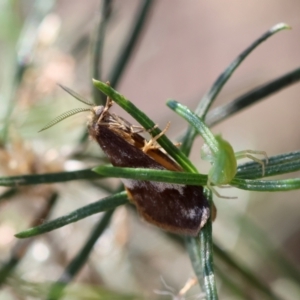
<box><xmin>236</xmin><ymin>151</ymin><xmax>300</xmax><ymax>179</ymax></box>
<box><xmin>214</xmin><ymin>245</ymin><xmax>282</xmax><ymax>300</ymax></box>
<box><xmin>93</xmin><ymin>162</ymin><xmax>300</xmax><ymax>192</ymax></box>
<box><xmin>15</xmin><ymin>191</ymin><xmax>128</xmax><ymax>238</ymax></box>
<box><xmin>186</xmin><ymin>188</ymin><xmax>218</xmax><ymax>300</ymax></box>
<box><xmin>47</xmin><ymin>210</ymin><xmax>114</xmax><ymax>299</ymax></box>
<box><xmin>231</xmin><ymin>177</ymin><xmax>300</xmax><ymax>192</ymax></box>
<box><xmin>0</xmin><ymin>169</ymin><xmax>101</xmax><ymax>187</ymax></box>
<box><xmin>200</xmin><ymin>188</ymin><xmax>218</xmax><ymax>299</ymax></box>
<box><xmin>92</xmin><ymin>0</ymin><xmax>112</xmax><ymax>105</ymax></box>
<box><xmin>206</xmin><ymin>67</ymin><xmax>300</xmax><ymax>127</ymax></box>
<box><xmin>234</xmin><ymin>214</ymin><xmax>300</xmax><ymax>285</ymax></box>
<box><xmin>168</xmin><ymin>100</ymin><xmax>219</xmax><ymax>154</ymax></box>
<box><xmin>108</xmin><ymin>0</ymin><xmax>155</xmax><ymax>88</ymax></box>
<box><xmin>93</xmin><ymin>165</ymin><xmax>207</xmax><ymax>185</ymax></box>
<box><xmin>180</xmin><ymin>23</ymin><xmax>290</xmax><ymax>156</ymax></box>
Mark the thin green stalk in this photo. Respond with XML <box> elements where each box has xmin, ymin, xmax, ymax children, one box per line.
<box><xmin>214</xmin><ymin>264</ymin><xmax>252</xmax><ymax>300</ymax></box>
<box><xmin>0</xmin><ymin>188</ymin><xmax>18</xmax><ymax>203</ymax></box>
<box><xmin>199</xmin><ymin>188</ymin><xmax>218</xmax><ymax>300</ymax></box>
<box><xmin>0</xmin><ymin>192</ymin><xmax>58</xmax><ymax>285</ymax></box>
<box><xmin>185</xmin><ymin>236</ymin><xmax>204</xmax><ymax>289</ymax></box>
<box><xmin>235</xmin><ymin>214</ymin><xmax>300</xmax><ymax>285</ymax></box>
<box><xmin>206</xmin><ymin>67</ymin><xmax>300</xmax><ymax>127</ymax></box>
<box><xmin>214</xmin><ymin>244</ymin><xmax>282</xmax><ymax>300</ymax></box>
<box><xmin>170</xmin><ymin>233</ymin><xmax>283</xmax><ymax>299</ymax></box>
<box><xmin>47</xmin><ymin>210</ymin><xmax>114</xmax><ymax>300</ymax></box>
<box><xmin>180</xmin><ymin>23</ymin><xmax>290</xmax><ymax>156</ymax></box>
<box><xmin>197</xmin><ymin>23</ymin><xmax>290</xmax><ymax>119</ymax></box>
<box><xmin>108</xmin><ymin>0</ymin><xmax>155</xmax><ymax>88</ymax></box>
<box><xmin>231</xmin><ymin>177</ymin><xmax>300</xmax><ymax>191</ymax></box>
<box><xmin>79</xmin><ymin>0</ymin><xmax>155</xmax><ymax>145</ymax></box>
<box><xmin>15</xmin><ymin>192</ymin><xmax>128</xmax><ymax>238</ymax></box>
<box><xmin>186</xmin><ymin>189</ymin><xmax>218</xmax><ymax>299</ymax></box>
<box><xmin>167</xmin><ymin>100</ymin><xmax>219</xmax><ymax>154</ymax></box>
<box><xmin>236</xmin><ymin>151</ymin><xmax>300</xmax><ymax>179</ymax></box>
<box><xmin>0</xmin><ymin>169</ymin><xmax>101</xmax><ymax>187</ymax></box>
<box><xmin>92</xmin><ymin>0</ymin><xmax>112</xmax><ymax>105</ymax></box>
<box><xmin>93</xmin><ymin>165</ymin><xmax>207</xmax><ymax>185</ymax></box>
<box><xmin>94</xmin><ymin>164</ymin><xmax>300</xmax><ymax>192</ymax></box>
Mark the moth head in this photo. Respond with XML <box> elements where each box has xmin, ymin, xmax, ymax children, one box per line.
<box><xmin>87</xmin><ymin>105</ymin><xmax>105</xmax><ymax>133</ymax></box>
<box><xmin>93</xmin><ymin>106</ymin><xmax>105</xmax><ymax>117</ymax></box>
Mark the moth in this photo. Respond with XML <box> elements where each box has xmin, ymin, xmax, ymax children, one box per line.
<box><xmin>40</xmin><ymin>85</ymin><xmax>210</xmax><ymax>236</ymax></box>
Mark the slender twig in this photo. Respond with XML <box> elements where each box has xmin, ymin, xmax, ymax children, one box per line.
<box><xmin>206</xmin><ymin>67</ymin><xmax>300</xmax><ymax>127</ymax></box>
<box><xmin>0</xmin><ymin>192</ymin><xmax>58</xmax><ymax>285</ymax></box>
<box><xmin>46</xmin><ymin>210</ymin><xmax>114</xmax><ymax>300</ymax></box>
<box><xmin>109</xmin><ymin>0</ymin><xmax>155</xmax><ymax>88</ymax></box>
<box><xmin>92</xmin><ymin>0</ymin><xmax>112</xmax><ymax>105</ymax></box>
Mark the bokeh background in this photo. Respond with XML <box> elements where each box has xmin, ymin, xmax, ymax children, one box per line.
<box><xmin>0</xmin><ymin>0</ymin><xmax>300</xmax><ymax>299</ymax></box>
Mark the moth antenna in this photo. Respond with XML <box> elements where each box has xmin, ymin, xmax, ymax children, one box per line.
<box><xmin>39</xmin><ymin>108</ymin><xmax>91</xmax><ymax>132</ymax></box>
<box><xmin>58</xmin><ymin>84</ymin><xmax>95</xmax><ymax>106</ymax></box>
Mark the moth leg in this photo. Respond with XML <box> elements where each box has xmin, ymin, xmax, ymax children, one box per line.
<box><xmin>130</xmin><ymin>124</ymin><xmax>145</xmax><ymax>134</ymax></box>
<box><xmin>235</xmin><ymin>150</ymin><xmax>268</xmax><ymax>176</ymax></box>
<box><xmin>142</xmin><ymin>122</ymin><xmax>170</xmax><ymax>153</ymax></box>
<box><xmin>147</xmin><ymin>124</ymin><xmax>158</xmax><ymax>133</ymax></box>
<box><xmin>128</xmin><ymin>123</ymin><xmax>159</xmax><ymax>135</ymax></box>
<box><xmin>207</xmin><ymin>180</ymin><xmax>237</xmax><ymax>199</ymax></box>
<box><xmin>155</xmin><ymin>276</ymin><xmax>198</xmax><ymax>298</ymax></box>
<box><xmin>98</xmin><ymin>96</ymin><xmax>114</xmax><ymax>123</ymax></box>
<box><xmin>178</xmin><ymin>277</ymin><xmax>198</xmax><ymax>298</ymax></box>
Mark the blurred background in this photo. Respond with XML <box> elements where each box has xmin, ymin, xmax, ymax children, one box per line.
<box><xmin>0</xmin><ymin>0</ymin><xmax>300</xmax><ymax>299</ymax></box>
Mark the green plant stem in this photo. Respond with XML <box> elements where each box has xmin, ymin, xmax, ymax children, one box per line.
<box><xmin>186</xmin><ymin>190</ymin><xmax>218</xmax><ymax>299</ymax></box>
<box><xmin>0</xmin><ymin>188</ymin><xmax>18</xmax><ymax>203</ymax></box>
<box><xmin>0</xmin><ymin>169</ymin><xmax>101</xmax><ymax>186</ymax></box>
<box><xmin>200</xmin><ymin>224</ymin><xmax>217</xmax><ymax>300</ymax></box>
<box><xmin>2</xmin><ymin>151</ymin><xmax>300</xmax><ymax>189</ymax></box>
<box><xmin>92</xmin><ymin>0</ymin><xmax>112</xmax><ymax>105</ymax></box>
<box><xmin>79</xmin><ymin>0</ymin><xmax>155</xmax><ymax>145</ymax></box>
<box><xmin>170</xmin><ymin>233</ymin><xmax>283</xmax><ymax>299</ymax></box>
<box><xmin>167</xmin><ymin>100</ymin><xmax>219</xmax><ymax>154</ymax></box>
<box><xmin>214</xmin><ymin>245</ymin><xmax>282</xmax><ymax>300</ymax></box>
<box><xmin>206</xmin><ymin>66</ymin><xmax>300</xmax><ymax>127</ymax></box>
<box><xmin>47</xmin><ymin>210</ymin><xmax>114</xmax><ymax>300</ymax></box>
<box><xmin>94</xmin><ymin>165</ymin><xmax>300</xmax><ymax>192</ymax></box>
<box><xmin>108</xmin><ymin>0</ymin><xmax>155</xmax><ymax>88</ymax></box>
<box><xmin>235</xmin><ymin>214</ymin><xmax>300</xmax><ymax>285</ymax></box>
<box><xmin>236</xmin><ymin>151</ymin><xmax>300</xmax><ymax>179</ymax></box>
<box><xmin>15</xmin><ymin>191</ymin><xmax>128</xmax><ymax>238</ymax></box>
<box><xmin>93</xmin><ymin>165</ymin><xmax>207</xmax><ymax>185</ymax></box>
<box><xmin>0</xmin><ymin>192</ymin><xmax>58</xmax><ymax>285</ymax></box>
<box><xmin>180</xmin><ymin>23</ymin><xmax>290</xmax><ymax>156</ymax></box>
<box><xmin>197</xmin><ymin>23</ymin><xmax>289</xmax><ymax>119</ymax></box>
<box><xmin>214</xmin><ymin>264</ymin><xmax>252</xmax><ymax>300</ymax></box>
<box><xmin>231</xmin><ymin>177</ymin><xmax>300</xmax><ymax>191</ymax></box>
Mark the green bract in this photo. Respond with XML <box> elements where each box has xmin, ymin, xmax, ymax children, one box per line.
<box><xmin>202</xmin><ymin>135</ymin><xmax>237</xmax><ymax>185</ymax></box>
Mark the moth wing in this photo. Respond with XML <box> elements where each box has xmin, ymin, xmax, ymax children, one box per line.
<box><xmin>92</xmin><ymin>125</ymin><xmax>210</xmax><ymax>236</ymax></box>
<box><xmin>124</xmin><ymin>179</ymin><xmax>210</xmax><ymax>236</ymax></box>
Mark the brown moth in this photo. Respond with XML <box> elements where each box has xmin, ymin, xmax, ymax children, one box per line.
<box><xmin>40</xmin><ymin>85</ymin><xmax>210</xmax><ymax>236</ymax></box>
